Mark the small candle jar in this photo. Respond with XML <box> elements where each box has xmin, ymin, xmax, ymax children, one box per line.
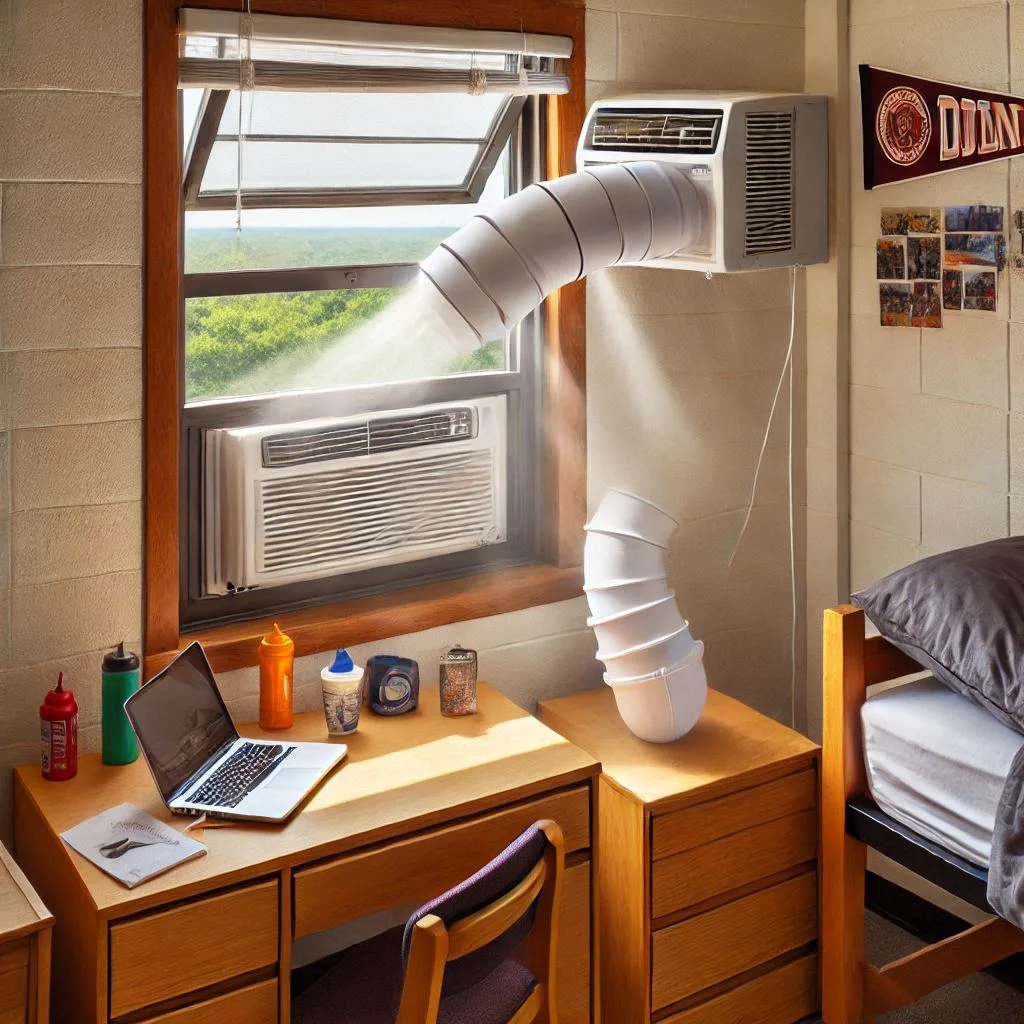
<box><xmin>439</xmin><ymin>645</ymin><xmax>478</xmax><ymax>717</ymax></box>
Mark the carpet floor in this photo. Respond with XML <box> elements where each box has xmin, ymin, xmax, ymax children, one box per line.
<box><xmin>809</xmin><ymin>911</ymin><xmax>1024</xmax><ymax>1022</ymax></box>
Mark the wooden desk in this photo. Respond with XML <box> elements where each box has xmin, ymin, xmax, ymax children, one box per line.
<box><xmin>539</xmin><ymin>687</ymin><xmax>820</xmax><ymax>1024</ymax></box>
<box><xmin>0</xmin><ymin>841</ymin><xmax>52</xmax><ymax>1023</ymax></box>
<box><xmin>13</xmin><ymin>684</ymin><xmax>599</xmax><ymax>1024</ymax></box>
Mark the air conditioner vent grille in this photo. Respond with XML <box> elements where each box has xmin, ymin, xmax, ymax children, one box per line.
<box><xmin>744</xmin><ymin>110</ymin><xmax>795</xmax><ymax>256</ymax></box>
<box><xmin>262</xmin><ymin>408</ymin><xmax>477</xmax><ymax>467</ymax></box>
<box><xmin>258</xmin><ymin>448</ymin><xmax>499</xmax><ymax>575</ymax></box>
<box><xmin>588</xmin><ymin>108</ymin><xmax>723</xmax><ymax>154</ymax></box>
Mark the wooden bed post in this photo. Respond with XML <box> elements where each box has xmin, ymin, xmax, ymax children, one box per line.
<box><xmin>821</xmin><ymin>605</ymin><xmax>870</xmax><ymax>1024</ymax></box>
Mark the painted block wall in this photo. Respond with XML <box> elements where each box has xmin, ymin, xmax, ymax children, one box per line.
<box><xmin>847</xmin><ymin>0</ymin><xmax>1019</xmax><ymax>595</ymax></box>
<box><xmin>0</xmin><ymin>0</ymin><xmax>806</xmax><ymax>839</ymax></box>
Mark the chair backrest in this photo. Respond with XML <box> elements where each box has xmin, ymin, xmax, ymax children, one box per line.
<box><xmin>396</xmin><ymin>819</ymin><xmax>565</xmax><ymax>1024</ymax></box>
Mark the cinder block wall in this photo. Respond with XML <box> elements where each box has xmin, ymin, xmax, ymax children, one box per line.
<box><xmin>0</xmin><ymin>0</ymin><xmax>807</xmax><ymax>838</ymax></box>
<box><xmin>847</xmin><ymin>1</ymin><xmax>1020</xmax><ymax>592</ymax></box>
<box><xmin>585</xmin><ymin>0</ymin><xmax>809</xmax><ymax>726</ymax></box>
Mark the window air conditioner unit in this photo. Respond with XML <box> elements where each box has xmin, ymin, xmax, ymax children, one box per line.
<box><xmin>203</xmin><ymin>397</ymin><xmax>507</xmax><ymax>595</ymax></box>
<box><xmin>577</xmin><ymin>92</ymin><xmax>829</xmax><ymax>272</ymax></box>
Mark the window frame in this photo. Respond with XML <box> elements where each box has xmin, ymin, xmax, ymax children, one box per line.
<box><xmin>145</xmin><ymin>0</ymin><xmax>587</xmax><ymax>676</ymax></box>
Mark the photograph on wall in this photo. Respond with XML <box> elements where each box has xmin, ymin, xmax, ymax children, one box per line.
<box><xmin>877</xmin><ymin>238</ymin><xmax>906</xmax><ymax>279</ymax></box>
<box><xmin>944</xmin><ymin>233</ymin><xmax>998</xmax><ymax>268</ymax></box>
<box><xmin>997</xmin><ymin>234</ymin><xmax>1008</xmax><ymax>271</ymax></box>
<box><xmin>911</xmin><ymin>281</ymin><xmax>942</xmax><ymax>328</ymax></box>
<box><xmin>942</xmin><ymin>269</ymin><xmax>963</xmax><ymax>310</ymax></box>
<box><xmin>880</xmin><ymin>283</ymin><xmax>913</xmax><ymax>327</ymax></box>
<box><xmin>945</xmin><ymin>205</ymin><xmax>1004</xmax><ymax>232</ymax></box>
<box><xmin>880</xmin><ymin>207</ymin><xmax>941</xmax><ymax>235</ymax></box>
<box><xmin>963</xmin><ymin>270</ymin><xmax>997</xmax><ymax>312</ymax></box>
<box><xmin>908</xmin><ymin>236</ymin><xmax>941</xmax><ymax>280</ymax></box>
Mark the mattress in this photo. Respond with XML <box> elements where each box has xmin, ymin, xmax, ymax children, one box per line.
<box><xmin>862</xmin><ymin>677</ymin><xmax>1024</xmax><ymax>868</ymax></box>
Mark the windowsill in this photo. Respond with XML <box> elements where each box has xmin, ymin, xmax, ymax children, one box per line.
<box><xmin>144</xmin><ymin>562</ymin><xmax>583</xmax><ymax>676</ymax></box>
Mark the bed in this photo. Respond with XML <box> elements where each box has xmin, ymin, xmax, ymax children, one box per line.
<box><xmin>822</xmin><ymin>605</ymin><xmax>1024</xmax><ymax>1023</ymax></box>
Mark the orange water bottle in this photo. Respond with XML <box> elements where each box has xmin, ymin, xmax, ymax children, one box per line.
<box><xmin>259</xmin><ymin>623</ymin><xmax>295</xmax><ymax>730</ymax></box>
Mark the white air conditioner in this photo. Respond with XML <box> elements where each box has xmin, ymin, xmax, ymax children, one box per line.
<box><xmin>203</xmin><ymin>397</ymin><xmax>507</xmax><ymax>595</ymax></box>
<box><xmin>577</xmin><ymin>92</ymin><xmax>828</xmax><ymax>272</ymax></box>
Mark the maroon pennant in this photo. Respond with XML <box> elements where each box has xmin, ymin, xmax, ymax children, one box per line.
<box><xmin>861</xmin><ymin>65</ymin><xmax>1024</xmax><ymax>189</ymax></box>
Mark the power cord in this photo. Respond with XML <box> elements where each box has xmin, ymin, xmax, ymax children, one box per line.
<box><xmin>727</xmin><ymin>265</ymin><xmax>798</xmax><ymax>728</ymax></box>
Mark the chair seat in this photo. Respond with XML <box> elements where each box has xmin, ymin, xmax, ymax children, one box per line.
<box><xmin>292</xmin><ymin>924</ymin><xmax>537</xmax><ymax>1024</ymax></box>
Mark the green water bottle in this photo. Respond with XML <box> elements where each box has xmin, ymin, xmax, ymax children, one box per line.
<box><xmin>101</xmin><ymin>642</ymin><xmax>140</xmax><ymax>765</ymax></box>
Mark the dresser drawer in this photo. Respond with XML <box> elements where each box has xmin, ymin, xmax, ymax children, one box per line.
<box><xmin>135</xmin><ymin>978</ymin><xmax>278</xmax><ymax>1024</ymax></box>
<box><xmin>652</xmin><ymin>768</ymin><xmax>816</xmax><ymax>861</ymax></box>
<box><xmin>661</xmin><ymin>954</ymin><xmax>817</xmax><ymax>1024</ymax></box>
<box><xmin>651</xmin><ymin>871</ymin><xmax>817</xmax><ymax>1011</ymax></box>
<box><xmin>0</xmin><ymin>944</ymin><xmax>28</xmax><ymax>1024</ymax></box>
<box><xmin>109</xmin><ymin>880</ymin><xmax>279</xmax><ymax>1018</ymax></box>
<box><xmin>652</xmin><ymin>809</ymin><xmax>817</xmax><ymax>918</ymax></box>
<box><xmin>294</xmin><ymin>786</ymin><xmax>590</xmax><ymax>938</ymax></box>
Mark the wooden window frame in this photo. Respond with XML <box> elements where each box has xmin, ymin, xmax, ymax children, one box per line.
<box><xmin>144</xmin><ymin>0</ymin><xmax>587</xmax><ymax>675</ymax></box>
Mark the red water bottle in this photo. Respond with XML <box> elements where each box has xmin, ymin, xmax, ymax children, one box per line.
<box><xmin>40</xmin><ymin>672</ymin><xmax>78</xmax><ymax>781</ymax></box>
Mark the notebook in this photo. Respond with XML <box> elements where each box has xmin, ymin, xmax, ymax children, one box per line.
<box><xmin>60</xmin><ymin>802</ymin><xmax>206</xmax><ymax>889</ymax></box>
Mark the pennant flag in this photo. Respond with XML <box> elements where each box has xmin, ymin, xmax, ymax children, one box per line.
<box><xmin>861</xmin><ymin>65</ymin><xmax>1024</xmax><ymax>189</ymax></box>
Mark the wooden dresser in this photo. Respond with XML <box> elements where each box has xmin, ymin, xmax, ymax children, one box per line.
<box><xmin>0</xmin><ymin>842</ymin><xmax>52</xmax><ymax>1023</ymax></box>
<box><xmin>539</xmin><ymin>687</ymin><xmax>820</xmax><ymax>1024</ymax></box>
<box><xmin>13</xmin><ymin>684</ymin><xmax>598</xmax><ymax>1024</ymax></box>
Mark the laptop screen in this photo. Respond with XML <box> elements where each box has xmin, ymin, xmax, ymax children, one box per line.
<box><xmin>125</xmin><ymin>643</ymin><xmax>238</xmax><ymax>801</ymax></box>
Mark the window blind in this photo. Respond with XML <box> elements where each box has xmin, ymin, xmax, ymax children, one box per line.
<box><xmin>178</xmin><ymin>10</ymin><xmax>572</xmax><ymax>96</ymax></box>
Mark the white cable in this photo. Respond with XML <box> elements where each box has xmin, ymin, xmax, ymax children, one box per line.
<box><xmin>787</xmin><ymin>267</ymin><xmax>797</xmax><ymax>729</ymax></box>
<box><xmin>726</xmin><ymin>266</ymin><xmax>798</xmax><ymax>727</ymax></box>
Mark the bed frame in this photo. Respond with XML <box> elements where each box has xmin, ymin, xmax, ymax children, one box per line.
<box><xmin>822</xmin><ymin>605</ymin><xmax>1024</xmax><ymax>1023</ymax></box>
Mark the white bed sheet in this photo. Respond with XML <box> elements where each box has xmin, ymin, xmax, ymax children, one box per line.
<box><xmin>861</xmin><ymin>677</ymin><xmax>1024</xmax><ymax>868</ymax></box>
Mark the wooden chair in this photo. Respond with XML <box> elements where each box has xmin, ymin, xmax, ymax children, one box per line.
<box><xmin>292</xmin><ymin>819</ymin><xmax>565</xmax><ymax>1024</ymax></box>
<box><xmin>821</xmin><ymin>605</ymin><xmax>1024</xmax><ymax>1023</ymax></box>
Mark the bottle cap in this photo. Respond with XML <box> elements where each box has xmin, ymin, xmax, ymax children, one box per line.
<box><xmin>261</xmin><ymin>623</ymin><xmax>294</xmax><ymax>651</ymax></box>
<box><xmin>329</xmin><ymin>649</ymin><xmax>354</xmax><ymax>673</ymax></box>
<box><xmin>102</xmin><ymin>640</ymin><xmax>140</xmax><ymax>674</ymax></box>
<box><xmin>43</xmin><ymin>672</ymin><xmax>77</xmax><ymax>711</ymax></box>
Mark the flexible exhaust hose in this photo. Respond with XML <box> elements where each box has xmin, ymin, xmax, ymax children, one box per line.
<box><xmin>417</xmin><ymin>161</ymin><xmax>704</xmax><ymax>350</ymax></box>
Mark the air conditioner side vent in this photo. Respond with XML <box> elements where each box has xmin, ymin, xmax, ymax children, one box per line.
<box><xmin>743</xmin><ymin>109</ymin><xmax>795</xmax><ymax>256</ymax></box>
<box><xmin>262</xmin><ymin>407</ymin><xmax>478</xmax><ymax>468</ymax></box>
<box><xmin>587</xmin><ymin>108</ymin><xmax>724</xmax><ymax>155</ymax></box>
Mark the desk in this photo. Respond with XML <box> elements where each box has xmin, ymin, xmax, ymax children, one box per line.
<box><xmin>13</xmin><ymin>684</ymin><xmax>599</xmax><ymax>1024</ymax></box>
<box><xmin>539</xmin><ymin>687</ymin><xmax>820</xmax><ymax>1024</ymax></box>
<box><xmin>0</xmin><ymin>841</ymin><xmax>52</xmax><ymax>1023</ymax></box>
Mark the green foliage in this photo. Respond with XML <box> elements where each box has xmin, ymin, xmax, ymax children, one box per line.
<box><xmin>184</xmin><ymin>228</ymin><xmax>504</xmax><ymax>401</ymax></box>
<box><xmin>447</xmin><ymin>341</ymin><xmax>504</xmax><ymax>374</ymax></box>
<box><xmin>184</xmin><ymin>227</ymin><xmax>450</xmax><ymax>273</ymax></box>
<box><xmin>185</xmin><ymin>287</ymin><xmax>397</xmax><ymax>400</ymax></box>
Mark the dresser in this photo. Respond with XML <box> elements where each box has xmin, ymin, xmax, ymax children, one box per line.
<box><xmin>13</xmin><ymin>684</ymin><xmax>598</xmax><ymax>1024</ymax></box>
<box><xmin>539</xmin><ymin>687</ymin><xmax>820</xmax><ymax>1024</ymax></box>
<box><xmin>0</xmin><ymin>842</ymin><xmax>52</xmax><ymax>1023</ymax></box>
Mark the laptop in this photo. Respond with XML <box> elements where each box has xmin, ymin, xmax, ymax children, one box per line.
<box><xmin>124</xmin><ymin>641</ymin><xmax>347</xmax><ymax>823</ymax></box>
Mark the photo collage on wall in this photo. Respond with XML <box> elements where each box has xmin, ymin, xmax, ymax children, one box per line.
<box><xmin>876</xmin><ymin>206</ymin><xmax>1005</xmax><ymax>328</ymax></box>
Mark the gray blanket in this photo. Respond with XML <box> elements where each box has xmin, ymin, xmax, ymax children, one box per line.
<box><xmin>988</xmin><ymin>745</ymin><xmax>1024</xmax><ymax>925</ymax></box>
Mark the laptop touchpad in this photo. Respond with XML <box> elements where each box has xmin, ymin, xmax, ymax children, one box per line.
<box><xmin>263</xmin><ymin>768</ymin><xmax>314</xmax><ymax>791</ymax></box>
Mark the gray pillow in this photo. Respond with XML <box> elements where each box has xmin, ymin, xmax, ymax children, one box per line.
<box><xmin>852</xmin><ymin>537</ymin><xmax>1024</xmax><ymax>734</ymax></box>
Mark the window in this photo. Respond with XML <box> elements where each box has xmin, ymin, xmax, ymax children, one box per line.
<box><xmin>144</xmin><ymin>1</ymin><xmax>587</xmax><ymax>673</ymax></box>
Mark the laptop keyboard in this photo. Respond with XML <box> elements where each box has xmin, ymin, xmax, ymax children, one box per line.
<box><xmin>188</xmin><ymin>741</ymin><xmax>295</xmax><ymax>808</ymax></box>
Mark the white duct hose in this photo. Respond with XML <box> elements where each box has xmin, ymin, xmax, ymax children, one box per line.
<box><xmin>417</xmin><ymin>161</ymin><xmax>704</xmax><ymax>350</ymax></box>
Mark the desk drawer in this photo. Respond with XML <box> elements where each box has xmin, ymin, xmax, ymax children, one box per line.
<box><xmin>109</xmin><ymin>880</ymin><xmax>279</xmax><ymax>1018</ymax></box>
<box><xmin>294</xmin><ymin>786</ymin><xmax>590</xmax><ymax>938</ymax></box>
<box><xmin>660</xmin><ymin>954</ymin><xmax>817</xmax><ymax>1024</ymax></box>
<box><xmin>558</xmin><ymin>861</ymin><xmax>591</xmax><ymax>1024</ymax></box>
<box><xmin>651</xmin><ymin>871</ymin><xmax>816</xmax><ymax>1011</ymax></box>
<box><xmin>135</xmin><ymin>978</ymin><xmax>278</xmax><ymax>1024</ymax></box>
<box><xmin>652</xmin><ymin>768</ymin><xmax>816</xmax><ymax>861</ymax></box>
<box><xmin>0</xmin><ymin>944</ymin><xmax>28</xmax><ymax>1024</ymax></box>
<box><xmin>652</xmin><ymin>809</ymin><xmax>817</xmax><ymax>918</ymax></box>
